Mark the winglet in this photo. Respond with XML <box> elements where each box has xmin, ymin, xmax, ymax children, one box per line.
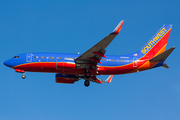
<box><xmin>111</xmin><ymin>20</ymin><xmax>124</xmax><ymax>35</ymax></box>
<box><xmin>99</xmin><ymin>75</ymin><xmax>113</xmax><ymax>83</ymax></box>
<box><xmin>105</xmin><ymin>75</ymin><xmax>113</xmax><ymax>83</ymax></box>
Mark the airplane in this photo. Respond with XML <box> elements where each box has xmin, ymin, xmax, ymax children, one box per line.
<box><xmin>4</xmin><ymin>20</ymin><xmax>175</xmax><ymax>87</ymax></box>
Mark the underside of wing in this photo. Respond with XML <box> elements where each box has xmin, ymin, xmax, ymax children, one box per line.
<box><xmin>75</xmin><ymin>20</ymin><xmax>124</xmax><ymax>70</ymax></box>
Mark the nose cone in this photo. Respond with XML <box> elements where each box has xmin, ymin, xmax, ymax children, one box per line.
<box><xmin>4</xmin><ymin>60</ymin><xmax>8</xmax><ymax>66</ymax></box>
<box><xmin>4</xmin><ymin>59</ymin><xmax>13</xmax><ymax>68</ymax></box>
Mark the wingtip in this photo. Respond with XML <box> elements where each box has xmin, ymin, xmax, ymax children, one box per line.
<box><xmin>111</xmin><ymin>20</ymin><xmax>124</xmax><ymax>35</ymax></box>
<box><xmin>106</xmin><ymin>75</ymin><xmax>113</xmax><ymax>83</ymax></box>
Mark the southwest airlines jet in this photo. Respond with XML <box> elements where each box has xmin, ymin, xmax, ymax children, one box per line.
<box><xmin>4</xmin><ymin>20</ymin><xmax>175</xmax><ymax>87</ymax></box>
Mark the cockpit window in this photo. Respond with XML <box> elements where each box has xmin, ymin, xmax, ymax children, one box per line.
<box><xmin>13</xmin><ymin>56</ymin><xmax>20</xmax><ymax>58</ymax></box>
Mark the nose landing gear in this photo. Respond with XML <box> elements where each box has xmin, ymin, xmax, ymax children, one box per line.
<box><xmin>15</xmin><ymin>69</ymin><xmax>26</xmax><ymax>79</ymax></box>
<box><xmin>22</xmin><ymin>73</ymin><xmax>26</xmax><ymax>79</ymax></box>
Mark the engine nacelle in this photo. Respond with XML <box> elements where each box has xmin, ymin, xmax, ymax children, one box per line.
<box><xmin>55</xmin><ymin>74</ymin><xmax>78</xmax><ymax>84</ymax></box>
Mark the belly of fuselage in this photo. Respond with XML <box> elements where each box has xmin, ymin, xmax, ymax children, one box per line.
<box><xmin>13</xmin><ymin>59</ymin><xmax>154</xmax><ymax>76</ymax></box>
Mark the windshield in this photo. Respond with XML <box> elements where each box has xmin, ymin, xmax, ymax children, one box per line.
<box><xmin>13</xmin><ymin>56</ymin><xmax>20</xmax><ymax>58</ymax></box>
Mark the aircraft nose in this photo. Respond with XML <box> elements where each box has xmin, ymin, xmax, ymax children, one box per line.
<box><xmin>4</xmin><ymin>60</ymin><xmax>8</xmax><ymax>66</ymax></box>
<box><xmin>4</xmin><ymin>59</ymin><xmax>13</xmax><ymax>68</ymax></box>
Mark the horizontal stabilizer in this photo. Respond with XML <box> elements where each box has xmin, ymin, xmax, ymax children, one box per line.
<box><xmin>150</xmin><ymin>47</ymin><xmax>175</xmax><ymax>62</ymax></box>
<box><xmin>162</xmin><ymin>63</ymin><xmax>169</xmax><ymax>68</ymax></box>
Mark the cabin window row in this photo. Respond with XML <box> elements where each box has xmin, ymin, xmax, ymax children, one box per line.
<box><xmin>34</xmin><ymin>56</ymin><xmax>62</xmax><ymax>59</ymax></box>
<box><xmin>33</xmin><ymin>56</ymin><xmax>76</xmax><ymax>60</ymax></box>
<box><xmin>101</xmin><ymin>59</ymin><xmax>129</xmax><ymax>62</ymax></box>
<box><xmin>33</xmin><ymin>56</ymin><xmax>129</xmax><ymax>62</ymax></box>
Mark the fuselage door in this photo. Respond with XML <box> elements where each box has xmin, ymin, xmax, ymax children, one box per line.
<box><xmin>133</xmin><ymin>57</ymin><xmax>138</xmax><ymax>67</ymax></box>
<box><xmin>26</xmin><ymin>53</ymin><xmax>32</xmax><ymax>62</ymax></box>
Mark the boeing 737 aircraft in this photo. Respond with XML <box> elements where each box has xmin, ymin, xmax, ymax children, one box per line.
<box><xmin>4</xmin><ymin>20</ymin><xmax>175</xmax><ymax>87</ymax></box>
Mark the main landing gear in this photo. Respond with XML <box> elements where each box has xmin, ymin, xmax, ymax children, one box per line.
<box><xmin>84</xmin><ymin>80</ymin><xmax>90</xmax><ymax>87</ymax></box>
<box><xmin>84</xmin><ymin>71</ymin><xmax>91</xmax><ymax>78</ymax></box>
<box><xmin>84</xmin><ymin>70</ymin><xmax>91</xmax><ymax>87</ymax></box>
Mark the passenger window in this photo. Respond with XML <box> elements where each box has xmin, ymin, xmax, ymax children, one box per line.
<box><xmin>34</xmin><ymin>56</ymin><xmax>36</xmax><ymax>58</ymax></box>
<box><xmin>44</xmin><ymin>57</ymin><xmax>46</xmax><ymax>59</ymax></box>
<box><xmin>49</xmin><ymin>57</ymin><xmax>51</xmax><ymax>59</ymax></box>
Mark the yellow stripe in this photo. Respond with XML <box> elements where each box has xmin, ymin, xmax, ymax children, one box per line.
<box><xmin>154</xmin><ymin>44</ymin><xmax>167</xmax><ymax>57</ymax></box>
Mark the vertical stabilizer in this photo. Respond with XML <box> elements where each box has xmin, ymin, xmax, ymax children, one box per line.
<box><xmin>139</xmin><ymin>24</ymin><xmax>172</xmax><ymax>58</ymax></box>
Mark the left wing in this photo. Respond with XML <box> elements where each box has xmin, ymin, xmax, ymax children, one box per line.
<box><xmin>75</xmin><ymin>20</ymin><xmax>124</xmax><ymax>69</ymax></box>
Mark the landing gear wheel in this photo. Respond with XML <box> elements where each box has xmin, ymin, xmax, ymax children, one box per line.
<box><xmin>85</xmin><ymin>71</ymin><xmax>91</xmax><ymax>78</ymax></box>
<box><xmin>22</xmin><ymin>74</ymin><xmax>26</xmax><ymax>79</ymax></box>
<box><xmin>84</xmin><ymin>80</ymin><xmax>90</xmax><ymax>87</ymax></box>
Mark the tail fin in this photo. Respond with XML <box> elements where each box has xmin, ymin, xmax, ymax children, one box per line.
<box><xmin>140</xmin><ymin>24</ymin><xmax>172</xmax><ymax>58</ymax></box>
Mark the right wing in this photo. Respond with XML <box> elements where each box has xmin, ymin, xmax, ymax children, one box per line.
<box><xmin>75</xmin><ymin>20</ymin><xmax>124</xmax><ymax>69</ymax></box>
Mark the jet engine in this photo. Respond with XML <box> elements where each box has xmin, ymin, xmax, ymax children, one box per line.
<box><xmin>55</xmin><ymin>74</ymin><xmax>79</xmax><ymax>84</ymax></box>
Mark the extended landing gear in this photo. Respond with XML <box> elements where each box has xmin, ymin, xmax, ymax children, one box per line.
<box><xmin>22</xmin><ymin>73</ymin><xmax>26</xmax><ymax>79</ymax></box>
<box><xmin>84</xmin><ymin>80</ymin><xmax>90</xmax><ymax>87</ymax></box>
<box><xmin>84</xmin><ymin>67</ymin><xmax>91</xmax><ymax>87</ymax></box>
<box><xmin>85</xmin><ymin>71</ymin><xmax>91</xmax><ymax>78</ymax></box>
